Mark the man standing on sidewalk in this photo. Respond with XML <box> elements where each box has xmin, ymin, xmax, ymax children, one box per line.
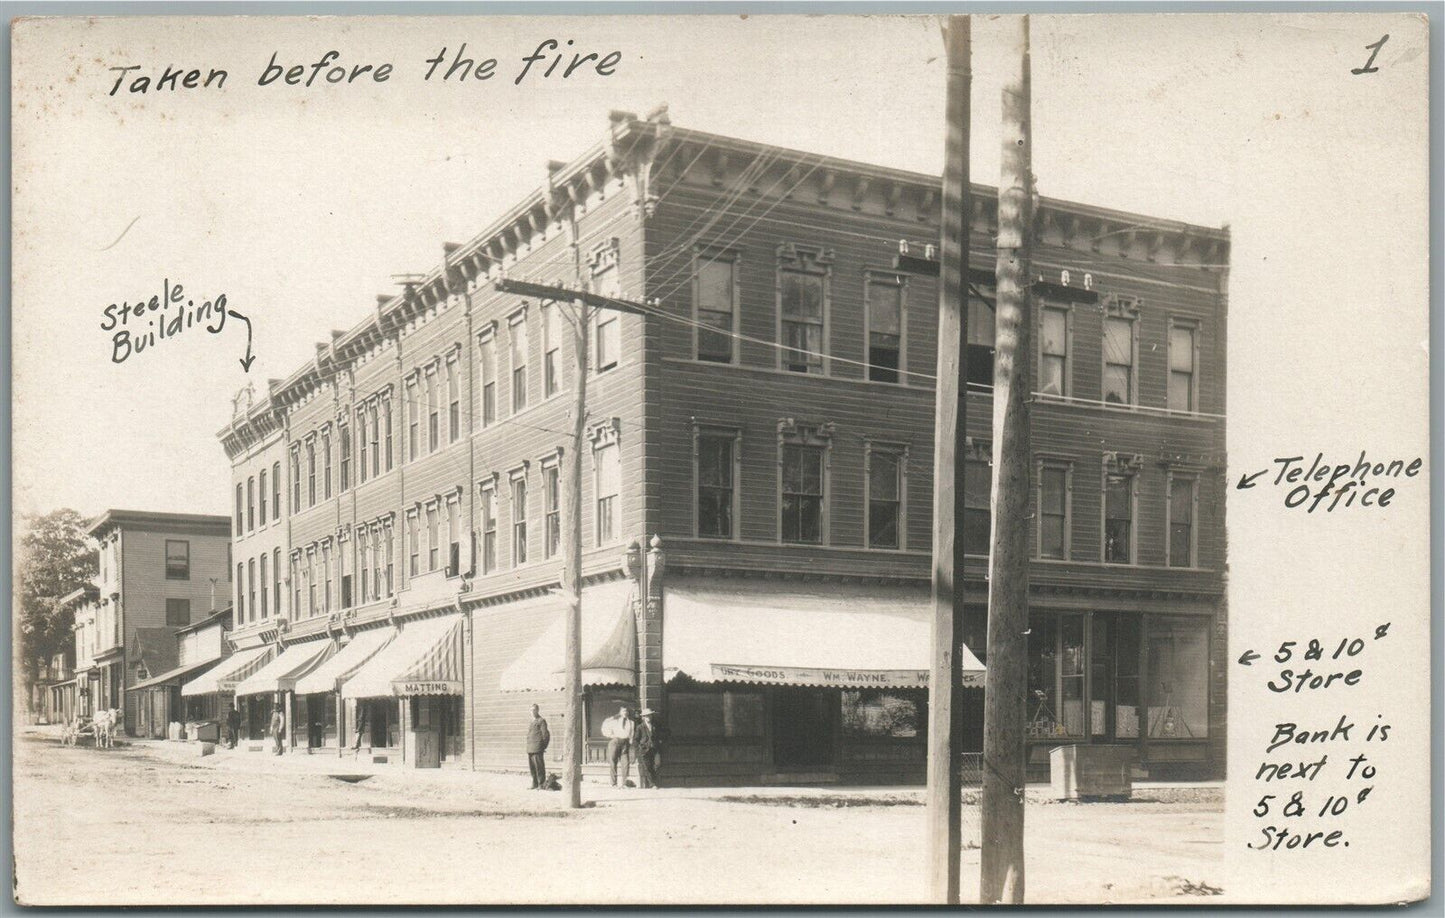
<box><xmin>601</xmin><ymin>705</ymin><xmax>634</xmax><ymax>787</ymax></box>
<box><xmin>526</xmin><ymin>704</ymin><xmax>550</xmax><ymax>789</ymax></box>
<box><xmin>269</xmin><ymin>703</ymin><xmax>285</xmax><ymax>756</ymax></box>
<box><xmin>225</xmin><ymin>706</ymin><xmax>241</xmax><ymax>749</ymax></box>
<box><xmin>633</xmin><ymin>708</ymin><xmax>658</xmax><ymax>789</ymax></box>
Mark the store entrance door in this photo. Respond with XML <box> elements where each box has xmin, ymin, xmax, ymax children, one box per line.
<box><xmin>771</xmin><ymin>688</ymin><xmax>837</xmax><ymax>768</ymax></box>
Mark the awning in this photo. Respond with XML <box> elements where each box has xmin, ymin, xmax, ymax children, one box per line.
<box><xmin>181</xmin><ymin>645</ymin><xmax>274</xmax><ymax>696</ymax></box>
<box><xmin>128</xmin><ymin>657</ymin><xmax>226</xmax><ymax>693</ymax></box>
<box><xmin>498</xmin><ymin>580</ymin><xmax>637</xmax><ymax>692</ymax></box>
<box><xmin>663</xmin><ymin>578</ymin><xmax>985</xmax><ymax>689</ymax></box>
<box><xmin>293</xmin><ymin>628</ymin><xmax>396</xmax><ymax>695</ymax></box>
<box><xmin>234</xmin><ymin>640</ymin><xmax>337</xmax><ymax>698</ymax></box>
<box><xmin>341</xmin><ymin>614</ymin><xmax>465</xmax><ymax>699</ymax></box>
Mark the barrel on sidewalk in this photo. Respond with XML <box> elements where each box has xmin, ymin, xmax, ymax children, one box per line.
<box><xmin>1049</xmin><ymin>745</ymin><xmax>1134</xmax><ymax>801</ymax></box>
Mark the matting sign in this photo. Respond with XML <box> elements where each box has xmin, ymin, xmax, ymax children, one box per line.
<box><xmin>710</xmin><ymin>664</ymin><xmax>984</xmax><ymax>688</ymax></box>
<box><xmin>393</xmin><ymin>680</ymin><xmax>462</xmax><ymax>696</ymax></box>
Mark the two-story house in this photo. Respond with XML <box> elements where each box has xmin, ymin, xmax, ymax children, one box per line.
<box><xmin>215</xmin><ymin>110</ymin><xmax>1228</xmax><ymax>781</ymax></box>
<box><xmin>86</xmin><ymin>510</ymin><xmax>233</xmax><ymax>735</ymax></box>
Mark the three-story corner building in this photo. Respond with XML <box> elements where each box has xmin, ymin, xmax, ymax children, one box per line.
<box><xmin>214</xmin><ymin>109</ymin><xmax>1229</xmax><ymax>783</ymax></box>
<box><xmin>86</xmin><ymin>510</ymin><xmax>233</xmax><ymax>735</ymax></box>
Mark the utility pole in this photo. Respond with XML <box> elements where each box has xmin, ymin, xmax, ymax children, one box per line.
<box><xmin>981</xmin><ymin>13</ymin><xmax>1032</xmax><ymax>905</ymax></box>
<box><xmin>925</xmin><ymin>13</ymin><xmax>971</xmax><ymax>906</ymax></box>
<box><xmin>494</xmin><ymin>272</ymin><xmax>646</xmax><ymax>811</ymax></box>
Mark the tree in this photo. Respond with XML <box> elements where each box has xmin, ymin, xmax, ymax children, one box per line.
<box><xmin>16</xmin><ymin>509</ymin><xmax>96</xmax><ymax>684</ymax></box>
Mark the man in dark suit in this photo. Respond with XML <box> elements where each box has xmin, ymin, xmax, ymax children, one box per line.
<box><xmin>526</xmin><ymin>703</ymin><xmax>550</xmax><ymax>789</ymax></box>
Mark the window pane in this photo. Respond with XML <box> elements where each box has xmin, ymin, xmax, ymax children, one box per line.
<box><xmin>964</xmin><ymin>460</ymin><xmax>990</xmax><ymax>509</ymax></box>
<box><xmin>867</xmin><ymin>282</ymin><xmax>901</xmax><ymax>336</ymax></box>
<box><xmin>841</xmin><ymin>690</ymin><xmax>922</xmax><ymax>738</ymax></box>
<box><xmin>1145</xmin><ymin>617</ymin><xmax>1209</xmax><ymax>737</ymax></box>
<box><xmin>1041</xmin><ymin>468</ymin><xmax>1066</xmax><ymax>515</ymax></box>
<box><xmin>1040</xmin><ymin>516</ymin><xmax>1065</xmax><ymax>559</ymax></box>
<box><xmin>698</xmin><ymin>488</ymin><xmax>732</xmax><ymax>539</ymax></box>
<box><xmin>868</xmin><ymin>501</ymin><xmax>899</xmax><ymax>549</ymax></box>
<box><xmin>1169</xmin><ymin>371</ymin><xmax>1193</xmax><ymax>411</ymax></box>
<box><xmin>698</xmin><ymin>259</ymin><xmax>733</xmax><ymax>311</ymax></box>
<box><xmin>1169</xmin><ymin>326</ymin><xmax>1195</xmax><ymax>371</ymax></box>
<box><xmin>968</xmin><ymin>296</ymin><xmax>996</xmax><ymax>346</ymax></box>
<box><xmin>1103</xmin><ymin>366</ymin><xmax>1131</xmax><ymax>404</ymax></box>
<box><xmin>1039</xmin><ymin>354</ymin><xmax>1065</xmax><ymax>396</ymax></box>
<box><xmin>869</xmin><ymin>452</ymin><xmax>899</xmax><ymax>501</ymax></box>
<box><xmin>1041</xmin><ymin>308</ymin><xmax>1067</xmax><ymax>356</ymax></box>
<box><xmin>698</xmin><ymin>437</ymin><xmax>733</xmax><ymax>488</ymax></box>
<box><xmin>1106</xmin><ymin>475</ymin><xmax>1131</xmax><ymax>520</ymax></box>
<box><xmin>1104</xmin><ymin>318</ymin><xmax>1132</xmax><ymax>365</ymax></box>
<box><xmin>698</xmin><ymin>310</ymin><xmax>733</xmax><ymax>362</ymax></box>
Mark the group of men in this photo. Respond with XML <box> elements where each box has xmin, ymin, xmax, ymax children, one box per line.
<box><xmin>526</xmin><ymin>703</ymin><xmax>662</xmax><ymax>790</ymax></box>
<box><xmin>221</xmin><ymin>703</ymin><xmax>286</xmax><ymax>755</ymax></box>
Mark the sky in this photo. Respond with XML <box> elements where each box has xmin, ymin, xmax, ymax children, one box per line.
<box><xmin>10</xmin><ymin>12</ymin><xmax>1434</xmax><ymax>903</ymax></box>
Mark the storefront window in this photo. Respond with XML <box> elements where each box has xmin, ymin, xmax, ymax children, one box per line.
<box><xmin>586</xmin><ymin>690</ymin><xmax>639</xmax><ymax>740</ymax></box>
<box><xmin>1026</xmin><ymin>615</ymin><xmax>1085</xmax><ymax>740</ymax></box>
<box><xmin>841</xmin><ymin>690</ymin><xmax>923</xmax><ymax>739</ymax></box>
<box><xmin>1146</xmin><ymin>616</ymin><xmax>1209</xmax><ymax>738</ymax></box>
<box><xmin>667</xmin><ymin>691</ymin><xmax>765</xmax><ymax>739</ymax></box>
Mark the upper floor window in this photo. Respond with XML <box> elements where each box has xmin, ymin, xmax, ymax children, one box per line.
<box><xmin>259</xmin><ymin>468</ymin><xmax>269</xmax><ymax>526</ymax></box>
<box><xmin>248</xmin><ymin>558</ymin><xmax>258</xmax><ymax>619</ymax></box>
<box><xmin>866</xmin><ymin>274</ymin><xmax>905</xmax><ymax>383</ymax></box>
<box><xmin>446</xmin><ymin>499</ymin><xmax>461</xmax><ymax>575</ymax></box>
<box><xmin>368</xmin><ymin>402</ymin><xmax>381</xmax><ymax>478</ymax></box>
<box><xmin>1101</xmin><ymin>299</ymin><xmax>1140</xmax><ymax>405</ymax></box>
<box><xmin>246</xmin><ymin>477</ymin><xmax>255</xmax><ymax>532</ymax></box>
<box><xmin>165</xmin><ymin>598</ymin><xmax>190</xmax><ymax>627</ymax></box>
<box><xmin>594</xmin><ymin>441</ymin><xmax>620</xmax><ymax>545</ymax></box>
<box><xmin>425</xmin><ymin>367</ymin><xmax>440</xmax><ymax>453</ymax></box>
<box><xmin>1039</xmin><ymin>306</ymin><xmax>1070</xmax><ymax>397</ymax></box>
<box><xmin>358</xmin><ymin>407</ymin><xmax>370</xmax><ymax>484</ymax></box>
<box><xmin>271</xmin><ymin>461</ymin><xmax>282</xmax><ymax>520</ymax></box>
<box><xmin>1038</xmin><ymin>462</ymin><xmax>1071</xmax><ymax>560</ymax></box>
<box><xmin>322</xmin><ymin>431</ymin><xmax>333</xmax><ymax>499</ymax></box>
<box><xmin>290</xmin><ymin>447</ymin><xmax>301</xmax><ymax>512</ymax></box>
<box><xmin>543</xmin><ymin>304</ymin><xmax>563</xmax><ymax>397</ymax></box>
<box><xmin>406</xmin><ymin>378</ymin><xmax>421</xmax><ymax>460</ymax></box>
<box><xmin>407</xmin><ymin>511</ymin><xmax>420</xmax><ymax>578</ymax></box>
<box><xmin>543</xmin><ymin>463</ymin><xmax>560</xmax><ymax>559</ymax></box>
<box><xmin>596</xmin><ymin>312</ymin><xmax>620</xmax><ymax>373</ymax></box>
<box><xmin>1168</xmin><ymin>475</ymin><xmax>1197</xmax><ymax>568</ymax></box>
<box><xmin>511</xmin><ymin>475</ymin><xmax>529</xmax><ymax>566</ymax></box>
<box><xmin>480</xmin><ymin>485</ymin><xmax>498</xmax><ymax>574</ymax></box>
<box><xmin>273</xmin><ymin>547</ymin><xmax>282</xmax><ymax>615</ymax></box>
<box><xmin>867</xmin><ymin>445</ymin><xmax>905</xmax><ymax>549</ymax></box>
<box><xmin>1168</xmin><ymin>322</ymin><xmax>1198</xmax><ymax>412</ymax></box>
<box><xmin>968</xmin><ymin>287</ymin><xmax>996</xmax><ymax>389</ymax></box>
<box><xmin>1103</xmin><ymin>466</ymin><xmax>1136</xmax><ymax>564</ymax></box>
<box><xmin>165</xmin><ymin>540</ymin><xmax>190</xmax><ymax>580</ymax></box>
<box><xmin>339</xmin><ymin>420</ymin><xmax>351</xmax><ymax>491</ymax></box>
<box><xmin>509</xmin><ymin>315</ymin><xmax>529</xmax><ymax>413</ymax></box>
<box><xmin>238</xmin><ymin>562</ymin><xmax>247</xmax><ymax>618</ymax></box>
<box><xmin>696</xmin><ymin>430</ymin><xmax>737</xmax><ymax>539</ymax></box>
<box><xmin>696</xmin><ymin>255</ymin><xmax>736</xmax><ymax>363</ymax></box>
<box><xmin>426</xmin><ymin>503</ymin><xmax>440</xmax><ymax>573</ymax></box>
<box><xmin>963</xmin><ymin>452</ymin><xmax>991</xmax><ymax>555</ymax></box>
<box><xmin>447</xmin><ymin>358</ymin><xmax>461</xmax><ymax>443</ymax></box>
<box><xmin>780</xmin><ymin>271</ymin><xmax>825</xmax><ymax>374</ymax></box>
<box><xmin>479</xmin><ymin>333</ymin><xmax>498</xmax><ymax>427</ymax></box>
<box><xmin>781</xmin><ymin>443</ymin><xmax>825</xmax><ymax>543</ymax></box>
<box><xmin>592</xmin><ymin>242</ymin><xmax>621</xmax><ymax>373</ymax></box>
<box><xmin>259</xmin><ymin>553</ymin><xmax>269</xmax><ymax>618</ymax></box>
<box><xmin>234</xmin><ymin>484</ymin><xmax>243</xmax><ymax>534</ymax></box>
<box><xmin>306</xmin><ymin>440</ymin><xmax>317</xmax><ymax>507</ymax></box>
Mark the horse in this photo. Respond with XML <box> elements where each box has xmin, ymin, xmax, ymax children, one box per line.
<box><xmin>92</xmin><ymin>709</ymin><xmax>113</xmax><ymax>749</ymax></box>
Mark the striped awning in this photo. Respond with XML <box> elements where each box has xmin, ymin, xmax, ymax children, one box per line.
<box><xmin>293</xmin><ymin>627</ymin><xmax>395</xmax><ymax>696</ymax></box>
<box><xmin>181</xmin><ymin>645</ymin><xmax>274</xmax><ymax>696</ymax></box>
<box><xmin>128</xmin><ymin>657</ymin><xmax>225</xmax><ymax>693</ymax></box>
<box><xmin>234</xmin><ymin>640</ymin><xmax>336</xmax><ymax>698</ymax></box>
<box><xmin>341</xmin><ymin>614</ymin><xmax>465</xmax><ymax>699</ymax></box>
<box><xmin>498</xmin><ymin>580</ymin><xmax>637</xmax><ymax>692</ymax></box>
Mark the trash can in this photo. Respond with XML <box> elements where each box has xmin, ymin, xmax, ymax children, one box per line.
<box><xmin>191</xmin><ymin>720</ymin><xmax>220</xmax><ymax>744</ymax></box>
<box><xmin>1049</xmin><ymin>745</ymin><xmax>1134</xmax><ymax>800</ymax></box>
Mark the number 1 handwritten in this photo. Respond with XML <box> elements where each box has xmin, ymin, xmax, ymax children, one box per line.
<box><xmin>1352</xmin><ymin>34</ymin><xmax>1388</xmax><ymax>75</ymax></box>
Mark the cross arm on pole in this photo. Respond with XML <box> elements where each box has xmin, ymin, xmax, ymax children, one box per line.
<box><xmin>493</xmin><ymin>278</ymin><xmax>649</xmax><ymax>315</ymax></box>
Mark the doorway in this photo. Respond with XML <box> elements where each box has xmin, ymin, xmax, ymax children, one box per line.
<box><xmin>771</xmin><ymin>688</ymin><xmax>838</xmax><ymax>769</ymax></box>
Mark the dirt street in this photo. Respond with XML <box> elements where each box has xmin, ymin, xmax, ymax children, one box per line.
<box><xmin>13</xmin><ymin>731</ymin><xmax>1223</xmax><ymax>905</ymax></box>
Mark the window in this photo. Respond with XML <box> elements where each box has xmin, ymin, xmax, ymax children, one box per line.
<box><xmin>272</xmin><ymin>462</ymin><xmax>282</xmax><ymax>520</ymax></box>
<box><xmin>1104</xmin><ymin>472</ymin><xmax>1134</xmax><ymax>564</ymax></box>
<box><xmin>780</xmin><ymin>444</ymin><xmax>824</xmax><ymax>543</ymax></box>
<box><xmin>593</xmin><ymin>254</ymin><xmax>621</xmax><ymax>373</ymax></box>
<box><xmin>406</xmin><ymin>379</ymin><xmax>420</xmax><ymax>460</ymax></box>
<box><xmin>696</xmin><ymin>256</ymin><xmax>736</xmax><ymax>362</ymax></box>
<box><xmin>968</xmin><ymin>288</ymin><xmax>996</xmax><ymax>388</ymax></box>
<box><xmin>383</xmin><ymin>395</ymin><xmax>394</xmax><ymax>471</ymax></box>
<box><xmin>234</xmin><ymin>484</ymin><xmax>243</xmax><ymax>533</ymax></box>
<box><xmin>165</xmin><ymin>540</ymin><xmax>190</xmax><ymax>580</ymax></box>
<box><xmin>248</xmin><ymin>558</ymin><xmax>257</xmax><ymax>620</ymax></box>
<box><xmin>165</xmin><ymin>598</ymin><xmax>190</xmax><ymax>627</ymax></box>
<box><xmin>272</xmin><ymin>547</ymin><xmax>282</xmax><ymax>615</ymax></box>
<box><xmin>237</xmin><ymin>563</ymin><xmax>246</xmax><ymax>621</ymax></box>
<box><xmin>423</xmin><ymin>367</ymin><xmax>439</xmax><ymax>452</ymax></box>
<box><xmin>447</xmin><ymin>358</ymin><xmax>461</xmax><ymax>443</ymax></box>
<box><xmin>407</xmin><ymin>511</ymin><xmax>420</xmax><ymax>578</ymax></box>
<box><xmin>595</xmin><ymin>443</ymin><xmax>620</xmax><ymax>545</ymax></box>
<box><xmin>666</xmin><ymin>691</ymin><xmax>765</xmax><ymax>739</ymax></box>
<box><xmin>696</xmin><ymin>433</ymin><xmax>735</xmax><ymax>539</ymax></box>
<box><xmin>1027</xmin><ymin>614</ymin><xmax>1086</xmax><ymax>739</ymax></box>
<box><xmin>447</xmin><ymin>500</ymin><xmax>461</xmax><ymax>575</ymax></box>
<box><xmin>306</xmin><ymin>441</ymin><xmax>317</xmax><ymax>507</ymax></box>
<box><xmin>369</xmin><ymin>402</ymin><xmax>381</xmax><ymax>477</ymax></box>
<box><xmin>259</xmin><ymin>468</ymin><xmax>269</xmax><ymax>526</ymax></box>
<box><xmin>259</xmin><ymin>553</ymin><xmax>269</xmax><ymax>619</ymax></box>
<box><xmin>384</xmin><ymin>525</ymin><xmax>395</xmax><ymax>596</ymax></box>
<box><xmin>358</xmin><ymin>407</ymin><xmax>371</xmax><ymax>484</ymax></box>
<box><xmin>1169</xmin><ymin>323</ymin><xmax>1197</xmax><ymax>412</ymax></box>
<box><xmin>1103</xmin><ymin>316</ymin><xmax>1135</xmax><ymax>405</ymax></box>
<box><xmin>290</xmin><ymin>448</ymin><xmax>301</xmax><ymax>511</ymax></box>
<box><xmin>511</xmin><ymin>477</ymin><xmax>528</xmax><ymax>566</ymax></box>
<box><xmin>510</xmin><ymin>318</ymin><xmax>529</xmax><ymax>413</ymax></box>
<box><xmin>1145</xmin><ymin>616</ymin><xmax>1210</xmax><ymax>737</ymax></box>
<box><xmin>1039</xmin><ymin>464</ymin><xmax>1069</xmax><ymax>559</ymax></box>
<box><xmin>426</xmin><ymin>503</ymin><xmax>440</xmax><ymax>572</ymax></box>
<box><xmin>596</xmin><ymin>314</ymin><xmax>619</xmax><ymax>372</ymax></box>
<box><xmin>963</xmin><ymin>457</ymin><xmax>991</xmax><ymax>555</ymax></box>
<box><xmin>479</xmin><ymin>335</ymin><xmax>497</xmax><ymax>426</ymax></box>
<box><xmin>543</xmin><ymin>304</ymin><xmax>563</xmax><ymax>397</ymax></box>
<box><xmin>842</xmin><ymin>690</ymin><xmax>923</xmax><ymax>739</ymax></box>
<box><xmin>480</xmin><ymin>487</ymin><xmax>497</xmax><ymax>574</ymax></box>
<box><xmin>291</xmin><ymin>557</ymin><xmax>301</xmax><ymax>616</ymax></box>
<box><xmin>339</xmin><ymin>420</ymin><xmax>351</xmax><ymax>490</ymax></box>
<box><xmin>868</xmin><ymin>447</ymin><xmax>903</xmax><ymax>549</ymax></box>
<box><xmin>338</xmin><ymin>539</ymin><xmax>351</xmax><ymax>609</ymax></box>
<box><xmin>866</xmin><ymin>275</ymin><xmax>904</xmax><ymax>383</ymax></box>
<box><xmin>322</xmin><ymin>431</ymin><xmax>333</xmax><ymax>499</ymax></box>
<box><xmin>321</xmin><ymin>543</ymin><xmax>332</xmax><ymax>613</ymax></box>
<box><xmin>357</xmin><ymin>533</ymin><xmax>369</xmax><ymax>604</ymax></box>
<box><xmin>544</xmin><ymin>464</ymin><xmax>560</xmax><ymax>559</ymax></box>
<box><xmin>1039</xmin><ymin>306</ymin><xmax>1069</xmax><ymax>396</ymax></box>
<box><xmin>780</xmin><ymin>270</ymin><xmax>824</xmax><ymax>373</ymax></box>
<box><xmin>1169</xmin><ymin>476</ymin><xmax>1197</xmax><ymax>568</ymax></box>
<box><xmin>372</xmin><ymin>528</ymin><xmax>384</xmax><ymax>600</ymax></box>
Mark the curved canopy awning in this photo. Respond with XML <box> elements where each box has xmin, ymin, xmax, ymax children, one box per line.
<box><xmin>499</xmin><ymin>579</ymin><xmax>637</xmax><ymax>692</ymax></box>
<box><xmin>129</xmin><ymin>657</ymin><xmax>224</xmax><ymax>693</ymax></box>
<box><xmin>234</xmin><ymin>640</ymin><xmax>336</xmax><ymax>698</ymax></box>
<box><xmin>663</xmin><ymin>578</ymin><xmax>985</xmax><ymax>689</ymax></box>
<box><xmin>294</xmin><ymin>627</ymin><xmax>396</xmax><ymax>696</ymax></box>
<box><xmin>341</xmin><ymin>614</ymin><xmax>465</xmax><ymax>699</ymax></box>
<box><xmin>181</xmin><ymin>645</ymin><xmax>274</xmax><ymax>697</ymax></box>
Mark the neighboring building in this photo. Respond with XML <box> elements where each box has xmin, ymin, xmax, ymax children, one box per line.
<box><xmin>87</xmin><ymin>510</ymin><xmax>233</xmax><ymax>735</ymax></box>
<box><xmin>36</xmin><ymin>647</ymin><xmax>77</xmax><ymax>725</ymax></box>
<box><xmin>214</xmin><ymin>110</ymin><xmax>1228</xmax><ymax>781</ymax></box>
<box><xmin>133</xmin><ymin>605</ymin><xmax>235</xmax><ymax>736</ymax></box>
<box><xmin>66</xmin><ymin>586</ymin><xmax>100</xmax><ymax>718</ymax></box>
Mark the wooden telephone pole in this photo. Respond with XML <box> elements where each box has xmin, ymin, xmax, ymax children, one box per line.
<box><xmin>925</xmin><ymin>13</ymin><xmax>971</xmax><ymax>905</ymax></box>
<box><xmin>981</xmin><ymin>13</ymin><xmax>1032</xmax><ymax>905</ymax></box>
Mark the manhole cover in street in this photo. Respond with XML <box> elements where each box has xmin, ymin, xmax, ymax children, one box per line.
<box><xmin>328</xmin><ymin>774</ymin><xmax>373</xmax><ymax>783</ymax></box>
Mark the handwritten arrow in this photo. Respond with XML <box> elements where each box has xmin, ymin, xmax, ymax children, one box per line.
<box><xmin>228</xmin><ymin>309</ymin><xmax>255</xmax><ymax>372</ymax></box>
<box><xmin>1237</xmin><ymin>649</ymin><xmax>1260</xmax><ymax>666</ymax></box>
<box><xmin>1236</xmin><ymin>469</ymin><xmax>1267</xmax><ymax>490</ymax></box>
